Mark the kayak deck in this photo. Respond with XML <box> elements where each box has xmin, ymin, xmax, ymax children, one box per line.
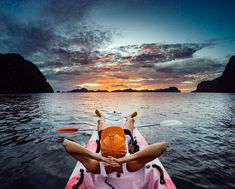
<box><xmin>65</xmin><ymin>128</ymin><xmax>176</xmax><ymax>189</ymax></box>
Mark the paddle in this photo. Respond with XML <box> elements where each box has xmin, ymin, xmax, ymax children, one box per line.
<box><xmin>56</xmin><ymin>128</ymin><xmax>79</xmax><ymax>133</ymax></box>
<box><xmin>56</xmin><ymin>120</ymin><xmax>183</xmax><ymax>133</ymax></box>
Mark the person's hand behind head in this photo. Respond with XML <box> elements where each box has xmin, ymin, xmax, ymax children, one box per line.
<box><xmin>110</xmin><ymin>156</ymin><xmax>127</xmax><ymax>164</ymax></box>
<box><xmin>102</xmin><ymin>156</ymin><xmax>120</xmax><ymax>167</ymax></box>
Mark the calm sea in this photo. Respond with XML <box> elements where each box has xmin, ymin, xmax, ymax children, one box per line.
<box><xmin>0</xmin><ymin>93</ymin><xmax>234</xmax><ymax>189</ymax></box>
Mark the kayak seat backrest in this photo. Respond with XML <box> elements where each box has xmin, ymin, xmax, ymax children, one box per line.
<box><xmin>95</xmin><ymin>138</ymin><xmax>140</xmax><ymax>154</ymax></box>
<box><xmin>129</xmin><ymin>139</ymin><xmax>140</xmax><ymax>154</ymax></box>
<box><xmin>96</xmin><ymin>139</ymin><xmax>101</xmax><ymax>153</ymax></box>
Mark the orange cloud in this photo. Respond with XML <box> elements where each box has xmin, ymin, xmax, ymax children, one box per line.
<box><xmin>96</xmin><ymin>54</ymin><xmax>115</xmax><ymax>62</ymax></box>
<box><xmin>97</xmin><ymin>64</ymin><xmax>123</xmax><ymax>71</ymax></box>
<box><xmin>123</xmin><ymin>56</ymin><xmax>133</xmax><ymax>64</ymax></box>
<box><xmin>76</xmin><ymin>75</ymin><xmax>162</xmax><ymax>92</ymax></box>
<box><xmin>139</xmin><ymin>44</ymin><xmax>156</xmax><ymax>54</ymax></box>
<box><xmin>93</xmin><ymin>77</ymin><xmax>126</xmax><ymax>91</ymax></box>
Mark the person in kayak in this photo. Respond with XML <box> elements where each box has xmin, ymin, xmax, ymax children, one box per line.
<box><xmin>63</xmin><ymin>110</ymin><xmax>168</xmax><ymax>175</ymax></box>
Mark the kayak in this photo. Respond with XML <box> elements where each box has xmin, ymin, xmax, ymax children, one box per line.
<box><xmin>65</xmin><ymin>112</ymin><xmax>176</xmax><ymax>189</ymax></box>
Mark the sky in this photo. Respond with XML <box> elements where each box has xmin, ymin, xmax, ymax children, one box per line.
<box><xmin>0</xmin><ymin>0</ymin><xmax>235</xmax><ymax>92</ymax></box>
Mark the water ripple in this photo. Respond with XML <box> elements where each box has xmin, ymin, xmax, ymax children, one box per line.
<box><xmin>0</xmin><ymin>93</ymin><xmax>235</xmax><ymax>189</ymax></box>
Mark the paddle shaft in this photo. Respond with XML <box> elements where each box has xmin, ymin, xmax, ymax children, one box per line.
<box><xmin>58</xmin><ymin>123</ymin><xmax>161</xmax><ymax>132</ymax></box>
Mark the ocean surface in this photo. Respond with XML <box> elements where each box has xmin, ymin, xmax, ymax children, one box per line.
<box><xmin>0</xmin><ymin>93</ymin><xmax>235</xmax><ymax>189</ymax></box>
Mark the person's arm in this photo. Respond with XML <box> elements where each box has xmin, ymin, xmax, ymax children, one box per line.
<box><xmin>115</xmin><ymin>142</ymin><xmax>168</xmax><ymax>164</ymax></box>
<box><xmin>63</xmin><ymin>139</ymin><xmax>104</xmax><ymax>161</ymax></box>
<box><xmin>112</xmin><ymin>142</ymin><xmax>168</xmax><ymax>172</ymax></box>
<box><xmin>63</xmin><ymin>139</ymin><xmax>120</xmax><ymax>167</ymax></box>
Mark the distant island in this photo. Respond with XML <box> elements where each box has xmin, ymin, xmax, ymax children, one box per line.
<box><xmin>0</xmin><ymin>53</ymin><xmax>54</xmax><ymax>93</ymax></box>
<box><xmin>67</xmin><ymin>86</ymin><xmax>181</xmax><ymax>93</ymax></box>
<box><xmin>193</xmin><ymin>55</ymin><xmax>235</xmax><ymax>93</ymax></box>
<box><xmin>67</xmin><ymin>88</ymin><xmax>108</xmax><ymax>93</ymax></box>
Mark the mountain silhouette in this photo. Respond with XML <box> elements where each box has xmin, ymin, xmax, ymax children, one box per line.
<box><xmin>67</xmin><ymin>87</ymin><xmax>180</xmax><ymax>93</ymax></box>
<box><xmin>0</xmin><ymin>53</ymin><xmax>53</xmax><ymax>93</ymax></box>
<box><xmin>194</xmin><ymin>56</ymin><xmax>235</xmax><ymax>93</ymax></box>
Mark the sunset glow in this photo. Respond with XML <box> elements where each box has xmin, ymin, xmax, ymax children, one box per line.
<box><xmin>78</xmin><ymin>83</ymin><xmax>102</xmax><ymax>88</ymax></box>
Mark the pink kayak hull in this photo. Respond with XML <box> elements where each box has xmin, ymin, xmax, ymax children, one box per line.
<box><xmin>65</xmin><ymin>128</ymin><xmax>176</xmax><ymax>189</ymax></box>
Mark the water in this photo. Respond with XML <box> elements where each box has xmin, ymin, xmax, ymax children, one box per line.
<box><xmin>0</xmin><ymin>93</ymin><xmax>235</xmax><ymax>189</ymax></box>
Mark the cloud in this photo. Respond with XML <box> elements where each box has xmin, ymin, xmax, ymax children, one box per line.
<box><xmin>153</xmin><ymin>57</ymin><xmax>226</xmax><ymax>90</ymax></box>
<box><xmin>0</xmin><ymin>13</ymin><xmax>55</xmax><ymax>55</ymax></box>
<box><xmin>43</xmin><ymin>0</ymin><xmax>94</xmax><ymax>24</ymax></box>
<box><xmin>0</xmin><ymin>1</ymin><xmax>227</xmax><ymax>91</ymax></box>
<box><xmin>155</xmin><ymin>58</ymin><xmax>225</xmax><ymax>75</ymax></box>
<box><xmin>0</xmin><ymin>0</ymin><xmax>115</xmax><ymax>58</ymax></box>
<box><xmin>36</xmin><ymin>41</ymin><xmax>216</xmax><ymax>90</ymax></box>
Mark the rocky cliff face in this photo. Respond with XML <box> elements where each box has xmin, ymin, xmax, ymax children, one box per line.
<box><xmin>0</xmin><ymin>53</ymin><xmax>54</xmax><ymax>93</ymax></box>
<box><xmin>194</xmin><ymin>56</ymin><xmax>235</xmax><ymax>93</ymax></box>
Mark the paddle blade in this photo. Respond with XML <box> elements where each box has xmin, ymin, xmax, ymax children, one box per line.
<box><xmin>56</xmin><ymin>128</ymin><xmax>78</xmax><ymax>133</ymax></box>
<box><xmin>159</xmin><ymin>120</ymin><xmax>183</xmax><ymax>127</ymax></box>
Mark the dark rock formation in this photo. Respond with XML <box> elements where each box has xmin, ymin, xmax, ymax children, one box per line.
<box><xmin>152</xmin><ymin>87</ymin><xmax>181</xmax><ymax>92</ymax></box>
<box><xmin>194</xmin><ymin>56</ymin><xmax>235</xmax><ymax>93</ymax></box>
<box><xmin>111</xmin><ymin>88</ymin><xmax>137</xmax><ymax>92</ymax></box>
<box><xmin>67</xmin><ymin>88</ymin><xmax>89</xmax><ymax>92</ymax></box>
<box><xmin>0</xmin><ymin>53</ymin><xmax>53</xmax><ymax>93</ymax></box>
<box><xmin>67</xmin><ymin>88</ymin><xmax>109</xmax><ymax>92</ymax></box>
<box><xmin>67</xmin><ymin>87</ymin><xmax>181</xmax><ymax>93</ymax></box>
<box><xmin>95</xmin><ymin>90</ymin><xmax>109</xmax><ymax>92</ymax></box>
<box><xmin>111</xmin><ymin>87</ymin><xmax>181</xmax><ymax>92</ymax></box>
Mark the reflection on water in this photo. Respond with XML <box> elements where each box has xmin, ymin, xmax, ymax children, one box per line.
<box><xmin>0</xmin><ymin>93</ymin><xmax>235</xmax><ymax>189</ymax></box>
